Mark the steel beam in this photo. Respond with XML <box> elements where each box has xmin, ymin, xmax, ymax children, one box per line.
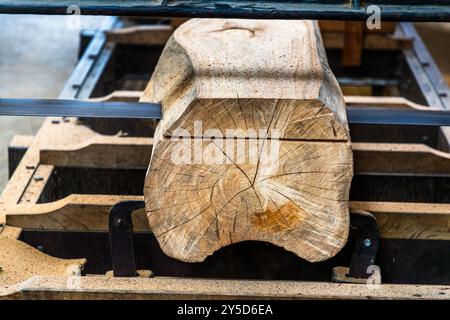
<box><xmin>0</xmin><ymin>98</ymin><xmax>162</xmax><ymax>119</ymax></box>
<box><xmin>3</xmin><ymin>98</ymin><xmax>450</xmax><ymax>127</ymax></box>
<box><xmin>0</xmin><ymin>1</ymin><xmax>449</xmax><ymax>21</ymax></box>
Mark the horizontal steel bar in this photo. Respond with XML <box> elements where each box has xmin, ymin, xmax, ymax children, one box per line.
<box><xmin>347</xmin><ymin>107</ymin><xmax>450</xmax><ymax>126</ymax></box>
<box><xmin>3</xmin><ymin>99</ymin><xmax>450</xmax><ymax>127</ymax></box>
<box><xmin>0</xmin><ymin>98</ymin><xmax>162</xmax><ymax>119</ymax></box>
<box><xmin>337</xmin><ymin>77</ymin><xmax>398</xmax><ymax>87</ymax></box>
<box><xmin>0</xmin><ymin>1</ymin><xmax>449</xmax><ymax>21</ymax></box>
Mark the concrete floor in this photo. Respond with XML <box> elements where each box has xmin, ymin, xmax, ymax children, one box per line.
<box><xmin>0</xmin><ymin>15</ymin><xmax>101</xmax><ymax>190</ymax></box>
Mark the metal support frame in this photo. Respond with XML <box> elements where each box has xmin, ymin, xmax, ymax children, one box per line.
<box><xmin>109</xmin><ymin>202</ymin><xmax>380</xmax><ymax>281</ymax></box>
<box><xmin>332</xmin><ymin>211</ymin><xmax>380</xmax><ymax>283</ymax></box>
<box><xmin>0</xmin><ymin>98</ymin><xmax>162</xmax><ymax>119</ymax></box>
<box><xmin>109</xmin><ymin>200</ymin><xmax>145</xmax><ymax>277</ymax></box>
<box><xmin>58</xmin><ymin>16</ymin><xmax>121</xmax><ymax>100</ymax></box>
<box><xmin>399</xmin><ymin>22</ymin><xmax>450</xmax><ymax>110</ymax></box>
<box><xmin>3</xmin><ymin>101</ymin><xmax>450</xmax><ymax>126</ymax></box>
<box><xmin>347</xmin><ymin>211</ymin><xmax>379</xmax><ymax>278</ymax></box>
<box><xmin>0</xmin><ymin>1</ymin><xmax>449</xmax><ymax>21</ymax></box>
<box><xmin>4</xmin><ymin>19</ymin><xmax>450</xmax><ymax>286</ymax></box>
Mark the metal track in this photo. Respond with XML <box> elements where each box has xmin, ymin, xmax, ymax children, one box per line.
<box><xmin>2</xmin><ymin>98</ymin><xmax>450</xmax><ymax>126</ymax></box>
<box><xmin>0</xmin><ymin>98</ymin><xmax>162</xmax><ymax>119</ymax></box>
<box><xmin>347</xmin><ymin>107</ymin><xmax>450</xmax><ymax>126</ymax></box>
<box><xmin>0</xmin><ymin>0</ymin><xmax>449</xmax><ymax>21</ymax></box>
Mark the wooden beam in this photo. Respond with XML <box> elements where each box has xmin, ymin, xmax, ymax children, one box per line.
<box><xmin>322</xmin><ymin>32</ymin><xmax>400</xmax><ymax>50</ymax></box>
<box><xmin>353</xmin><ymin>142</ymin><xmax>450</xmax><ymax>176</ymax></box>
<box><xmin>5</xmin><ymin>195</ymin><xmax>450</xmax><ymax>240</ymax></box>
<box><xmin>105</xmin><ymin>25</ymin><xmax>173</xmax><ymax>46</ymax></box>
<box><xmin>40</xmin><ymin>136</ymin><xmax>153</xmax><ymax>169</ymax></box>
<box><xmin>5</xmin><ymin>275</ymin><xmax>450</xmax><ymax>300</ymax></box>
<box><xmin>39</xmin><ymin>139</ymin><xmax>450</xmax><ymax>176</ymax></box>
<box><xmin>342</xmin><ymin>21</ymin><xmax>364</xmax><ymax>66</ymax></box>
<box><xmin>4</xmin><ymin>194</ymin><xmax>147</xmax><ymax>232</ymax></box>
<box><xmin>88</xmin><ymin>90</ymin><xmax>144</xmax><ymax>102</ymax></box>
<box><xmin>0</xmin><ymin>225</ymin><xmax>22</xmax><ymax>240</ymax></box>
<box><xmin>350</xmin><ymin>201</ymin><xmax>450</xmax><ymax>240</ymax></box>
<box><xmin>319</xmin><ymin>21</ymin><xmax>397</xmax><ymax>34</ymax></box>
<box><xmin>344</xmin><ymin>95</ymin><xmax>441</xmax><ymax>110</ymax></box>
<box><xmin>0</xmin><ymin>237</ymin><xmax>85</xmax><ymax>297</ymax></box>
<box><xmin>18</xmin><ymin>165</ymin><xmax>53</xmax><ymax>204</ymax></box>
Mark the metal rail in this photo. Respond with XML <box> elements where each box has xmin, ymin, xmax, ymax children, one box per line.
<box><xmin>0</xmin><ymin>1</ymin><xmax>449</xmax><ymax>21</ymax></box>
<box><xmin>0</xmin><ymin>98</ymin><xmax>162</xmax><ymax>119</ymax></box>
<box><xmin>399</xmin><ymin>23</ymin><xmax>450</xmax><ymax>110</ymax></box>
<box><xmin>2</xmin><ymin>98</ymin><xmax>450</xmax><ymax>127</ymax></box>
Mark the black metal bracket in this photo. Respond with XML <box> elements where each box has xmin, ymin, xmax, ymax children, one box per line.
<box><xmin>109</xmin><ymin>200</ymin><xmax>145</xmax><ymax>277</ymax></box>
<box><xmin>348</xmin><ymin>210</ymin><xmax>379</xmax><ymax>278</ymax></box>
<box><xmin>109</xmin><ymin>201</ymin><xmax>379</xmax><ymax>281</ymax></box>
<box><xmin>332</xmin><ymin>210</ymin><xmax>380</xmax><ymax>283</ymax></box>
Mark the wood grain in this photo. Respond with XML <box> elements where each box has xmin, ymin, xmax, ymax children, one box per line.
<box><xmin>5</xmin><ymin>275</ymin><xmax>450</xmax><ymax>300</ymax></box>
<box><xmin>142</xmin><ymin>19</ymin><xmax>353</xmax><ymax>263</ymax></box>
<box><xmin>0</xmin><ymin>237</ymin><xmax>85</xmax><ymax>295</ymax></box>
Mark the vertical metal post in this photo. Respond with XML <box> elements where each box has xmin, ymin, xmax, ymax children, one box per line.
<box><xmin>109</xmin><ymin>200</ymin><xmax>145</xmax><ymax>277</ymax></box>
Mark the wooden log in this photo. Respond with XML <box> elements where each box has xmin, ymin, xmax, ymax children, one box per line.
<box><xmin>141</xmin><ymin>19</ymin><xmax>353</xmax><ymax>263</ymax></box>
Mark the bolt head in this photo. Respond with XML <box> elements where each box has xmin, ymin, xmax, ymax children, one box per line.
<box><xmin>363</xmin><ymin>239</ymin><xmax>372</xmax><ymax>247</ymax></box>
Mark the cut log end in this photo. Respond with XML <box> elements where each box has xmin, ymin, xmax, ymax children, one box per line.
<box><xmin>146</xmin><ymin>138</ymin><xmax>352</xmax><ymax>262</ymax></box>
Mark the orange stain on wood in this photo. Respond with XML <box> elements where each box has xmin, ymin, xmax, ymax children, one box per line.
<box><xmin>251</xmin><ymin>202</ymin><xmax>302</xmax><ymax>233</ymax></box>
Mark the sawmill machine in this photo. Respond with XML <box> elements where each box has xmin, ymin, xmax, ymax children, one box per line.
<box><xmin>0</xmin><ymin>0</ymin><xmax>450</xmax><ymax>299</ymax></box>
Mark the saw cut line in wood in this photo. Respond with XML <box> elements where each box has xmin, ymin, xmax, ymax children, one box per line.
<box><xmin>141</xmin><ymin>19</ymin><xmax>353</xmax><ymax>263</ymax></box>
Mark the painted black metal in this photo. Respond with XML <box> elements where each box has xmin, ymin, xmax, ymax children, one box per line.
<box><xmin>19</xmin><ymin>229</ymin><xmax>450</xmax><ymax>284</ymax></box>
<box><xmin>0</xmin><ymin>1</ymin><xmax>449</xmax><ymax>21</ymax></box>
<box><xmin>78</xmin><ymin>29</ymin><xmax>97</xmax><ymax>59</ymax></box>
<box><xmin>109</xmin><ymin>200</ymin><xmax>145</xmax><ymax>277</ymax></box>
<box><xmin>350</xmin><ymin>124</ymin><xmax>439</xmax><ymax>148</ymax></box>
<box><xmin>8</xmin><ymin>144</ymin><xmax>29</xmax><ymax>179</ymax></box>
<box><xmin>110</xmin><ymin>202</ymin><xmax>379</xmax><ymax>280</ymax></box>
<box><xmin>336</xmin><ymin>77</ymin><xmax>398</xmax><ymax>87</ymax></box>
<box><xmin>0</xmin><ymin>98</ymin><xmax>162</xmax><ymax>119</ymax></box>
<box><xmin>347</xmin><ymin>107</ymin><xmax>450</xmax><ymax>126</ymax></box>
<box><xmin>4</xmin><ymin>98</ymin><xmax>450</xmax><ymax>127</ymax></box>
<box><xmin>347</xmin><ymin>211</ymin><xmax>379</xmax><ymax>279</ymax></box>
